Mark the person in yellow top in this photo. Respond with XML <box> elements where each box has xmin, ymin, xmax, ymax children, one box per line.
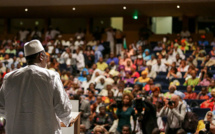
<box><xmin>96</xmin><ymin>57</ymin><xmax>108</xmax><ymax>71</ymax></box>
<box><xmin>195</xmin><ymin>111</ymin><xmax>215</xmax><ymax>134</ymax></box>
<box><xmin>134</xmin><ymin>71</ymin><xmax>150</xmax><ymax>86</ymax></box>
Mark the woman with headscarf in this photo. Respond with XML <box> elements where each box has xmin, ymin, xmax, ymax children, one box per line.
<box><xmin>99</xmin><ymin>78</ymin><xmax>115</xmax><ymax>97</ymax></box>
<box><xmin>150</xmin><ymin>87</ymin><xmax>164</xmax><ymax>105</ymax></box>
<box><xmin>142</xmin><ymin>49</ymin><xmax>151</xmax><ymax>61</ymax></box>
<box><xmin>78</xmin><ymin>69</ymin><xmax>89</xmax><ymax>82</ymax></box>
<box><xmin>91</xmin><ymin>69</ymin><xmax>105</xmax><ymax>83</ymax></box>
<box><xmin>174</xmin><ymin>90</ymin><xmax>190</xmax><ymax>112</ymax></box>
<box><xmin>131</xmin><ymin>64</ymin><xmax>140</xmax><ymax>78</ymax></box>
<box><xmin>134</xmin><ymin>55</ymin><xmax>144</xmax><ymax>67</ymax></box>
<box><xmin>164</xmin><ymin>84</ymin><xmax>177</xmax><ymax>99</ymax></box>
<box><xmin>195</xmin><ymin>111</ymin><xmax>215</xmax><ymax>134</ymax></box>
<box><xmin>118</xmin><ymin>65</ymin><xmax>126</xmax><ymax>78</ymax></box>
<box><xmin>134</xmin><ymin>71</ymin><xmax>150</xmax><ymax>86</ymax></box>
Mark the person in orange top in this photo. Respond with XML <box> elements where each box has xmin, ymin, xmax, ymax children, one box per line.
<box><xmin>200</xmin><ymin>89</ymin><xmax>215</xmax><ymax>111</ymax></box>
<box><xmin>150</xmin><ymin>87</ymin><xmax>164</xmax><ymax>105</ymax></box>
<box><xmin>196</xmin><ymin>87</ymin><xmax>210</xmax><ymax>100</ymax></box>
<box><xmin>184</xmin><ymin>85</ymin><xmax>197</xmax><ymax>100</ymax></box>
<box><xmin>210</xmin><ymin>46</ymin><xmax>215</xmax><ymax>56</ymax></box>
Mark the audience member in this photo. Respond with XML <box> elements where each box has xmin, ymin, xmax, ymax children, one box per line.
<box><xmin>184</xmin><ymin>85</ymin><xmax>197</xmax><ymax>99</ymax></box>
<box><xmin>195</xmin><ymin>111</ymin><xmax>215</xmax><ymax>133</ymax></box>
<box><xmin>196</xmin><ymin>87</ymin><xmax>209</xmax><ymax>100</ymax></box>
<box><xmin>158</xmin><ymin>95</ymin><xmax>186</xmax><ymax>134</ymax></box>
<box><xmin>200</xmin><ymin>89</ymin><xmax>215</xmax><ymax>110</ymax></box>
<box><xmin>111</xmin><ymin>93</ymin><xmax>136</xmax><ymax>134</ymax></box>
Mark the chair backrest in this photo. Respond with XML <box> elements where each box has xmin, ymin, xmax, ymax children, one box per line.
<box><xmin>192</xmin><ymin>108</ymin><xmax>211</xmax><ymax>120</ymax></box>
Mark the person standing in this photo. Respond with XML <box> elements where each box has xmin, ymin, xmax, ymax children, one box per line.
<box><xmin>158</xmin><ymin>95</ymin><xmax>186</xmax><ymax>134</ymax></box>
<box><xmin>106</xmin><ymin>28</ymin><xmax>115</xmax><ymax>53</ymax></box>
<box><xmin>0</xmin><ymin>40</ymin><xmax>73</xmax><ymax>134</ymax></box>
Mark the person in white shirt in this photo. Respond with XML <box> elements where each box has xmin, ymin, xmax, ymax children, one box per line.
<box><xmin>177</xmin><ymin>60</ymin><xmax>189</xmax><ymax>72</ymax></box>
<box><xmin>75</xmin><ymin>28</ymin><xmax>85</xmax><ymax>39</ymax></box>
<box><xmin>152</xmin><ymin>59</ymin><xmax>167</xmax><ymax>72</ymax></box>
<box><xmin>146</xmin><ymin>54</ymin><xmax>157</xmax><ymax>66</ymax></box>
<box><xmin>60</xmin><ymin>48</ymin><xmax>71</xmax><ymax>64</ymax></box>
<box><xmin>162</xmin><ymin>54</ymin><xmax>173</xmax><ymax>68</ymax></box>
<box><xmin>87</xmin><ymin>37</ymin><xmax>97</xmax><ymax>47</ymax></box>
<box><xmin>16</xmin><ymin>51</ymin><xmax>26</xmax><ymax>64</ymax></box>
<box><xmin>0</xmin><ymin>40</ymin><xmax>73</xmax><ymax>134</ymax></box>
<box><xmin>74</xmin><ymin>36</ymin><xmax>84</xmax><ymax>50</ymax></box>
<box><xmin>95</xmin><ymin>77</ymin><xmax>106</xmax><ymax>90</ymax></box>
<box><xmin>0</xmin><ymin>62</ymin><xmax>6</xmax><ymax>73</ymax></box>
<box><xmin>19</xmin><ymin>28</ymin><xmax>29</xmax><ymax>41</ymax></box>
<box><xmin>147</xmin><ymin>65</ymin><xmax>157</xmax><ymax>79</ymax></box>
<box><xmin>99</xmin><ymin>78</ymin><xmax>115</xmax><ymax>97</ymax></box>
<box><xmin>180</xmin><ymin>28</ymin><xmax>190</xmax><ymax>39</ymax></box>
<box><xmin>50</xmin><ymin>28</ymin><xmax>60</xmax><ymax>39</ymax></box>
<box><xmin>173</xmin><ymin>44</ymin><xmax>185</xmax><ymax>59</ymax></box>
<box><xmin>81</xmin><ymin>75</ymin><xmax>93</xmax><ymax>92</ymax></box>
<box><xmin>3</xmin><ymin>54</ymin><xmax>13</xmax><ymax>65</ymax></box>
<box><xmin>106</xmin><ymin>28</ymin><xmax>115</xmax><ymax>53</ymax></box>
<box><xmin>166</xmin><ymin>67</ymin><xmax>182</xmax><ymax>79</ymax></box>
<box><xmin>158</xmin><ymin>95</ymin><xmax>186</xmax><ymax>134</ymax></box>
<box><xmin>72</xmin><ymin>48</ymin><xmax>85</xmax><ymax>72</ymax></box>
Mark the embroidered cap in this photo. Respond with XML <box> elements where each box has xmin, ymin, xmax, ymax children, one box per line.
<box><xmin>24</xmin><ymin>40</ymin><xmax>44</xmax><ymax>56</ymax></box>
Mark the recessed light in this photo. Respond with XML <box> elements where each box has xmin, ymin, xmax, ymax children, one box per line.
<box><xmin>72</xmin><ymin>7</ymin><xmax>76</xmax><ymax>11</ymax></box>
<box><xmin>123</xmin><ymin>6</ymin><xmax>126</xmax><ymax>10</ymax></box>
<box><xmin>25</xmin><ymin>8</ymin><xmax>28</xmax><ymax>12</ymax></box>
<box><xmin>177</xmin><ymin>5</ymin><xmax>180</xmax><ymax>9</ymax></box>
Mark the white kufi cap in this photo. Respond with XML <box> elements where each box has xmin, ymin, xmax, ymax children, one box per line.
<box><xmin>24</xmin><ymin>40</ymin><xmax>44</xmax><ymax>56</ymax></box>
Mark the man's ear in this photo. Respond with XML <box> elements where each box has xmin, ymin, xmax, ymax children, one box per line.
<box><xmin>39</xmin><ymin>52</ymin><xmax>44</xmax><ymax>61</ymax></box>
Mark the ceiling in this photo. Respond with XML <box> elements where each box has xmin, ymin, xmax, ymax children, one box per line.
<box><xmin>0</xmin><ymin>1</ymin><xmax>215</xmax><ymax>18</ymax></box>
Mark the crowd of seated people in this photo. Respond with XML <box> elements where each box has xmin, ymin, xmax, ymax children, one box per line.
<box><xmin>1</xmin><ymin>26</ymin><xmax>215</xmax><ymax>134</ymax></box>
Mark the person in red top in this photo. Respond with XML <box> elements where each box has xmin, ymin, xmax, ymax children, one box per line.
<box><xmin>196</xmin><ymin>87</ymin><xmax>210</xmax><ymax>100</ymax></box>
<box><xmin>134</xmin><ymin>55</ymin><xmax>143</xmax><ymax>66</ymax></box>
<box><xmin>130</xmin><ymin>64</ymin><xmax>140</xmax><ymax>78</ymax></box>
<box><xmin>184</xmin><ymin>85</ymin><xmax>197</xmax><ymax>99</ymax></box>
<box><xmin>200</xmin><ymin>88</ymin><xmax>215</xmax><ymax>111</ymax></box>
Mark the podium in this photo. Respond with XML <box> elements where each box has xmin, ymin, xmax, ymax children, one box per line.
<box><xmin>60</xmin><ymin>112</ymin><xmax>81</xmax><ymax>134</ymax></box>
<box><xmin>61</xmin><ymin>100</ymin><xmax>80</xmax><ymax>134</ymax></box>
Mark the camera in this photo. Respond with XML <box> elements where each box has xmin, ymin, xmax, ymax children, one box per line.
<box><xmin>134</xmin><ymin>96</ymin><xmax>146</xmax><ymax>115</ymax></box>
<box><xmin>111</xmin><ymin>97</ymin><xmax>123</xmax><ymax>109</ymax></box>
<box><xmin>168</xmin><ymin>100</ymin><xmax>175</xmax><ymax>106</ymax></box>
<box><xmin>204</xmin><ymin>121</ymin><xmax>210</xmax><ymax>131</ymax></box>
<box><xmin>199</xmin><ymin>121</ymin><xmax>211</xmax><ymax>134</ymax></box>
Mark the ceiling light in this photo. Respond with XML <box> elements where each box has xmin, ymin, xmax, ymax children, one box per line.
<box><xmin>72</xmin><ymin>7</ymin><xmax>76</xmax><ymax>11</ymax></box>
<box><xmin>177</xmin><ymin>5</ymin><xmax>180</xmax><ymax>9</ymax></box>
<box><xmin>123</xmin><ymin>6</ymin><xmax>126</xmax><ymax>10</ymax></box>
<box><xmin>25</xmin><ymin>8</ymin><xmax>28</xmax><ymax>12</ymax></box>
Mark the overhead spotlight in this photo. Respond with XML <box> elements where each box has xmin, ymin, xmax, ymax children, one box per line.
<box><xmin>72</xmin><ymin>7</ymin><xmax>76</xmax><ymax>11</ymax></box>
<box><xmin>177</xmin><ymin>5</ymin><xmax>180</xmax><ymax>9</ymax></box>
<box><xmin>25</xmin><ymin>8</ymin><xmax>28</xmax><ymax>12</ymax></box>
<box><xmin>123</xmin><ymin>6</ymin><xmax>127</xmax><ymax>10</ymax></box>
